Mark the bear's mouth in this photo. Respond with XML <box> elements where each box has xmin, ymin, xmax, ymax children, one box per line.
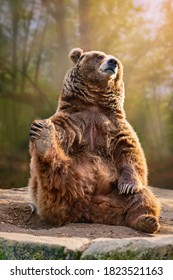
<box><xmin>99</xmin><ymin>64</ymin><xmax>116</xmax><ymax>75</ymax></box>
<box><xmin>104</xmin><ymin>68</ymin><xmax>115</xmax><ymax>74</ymax></box>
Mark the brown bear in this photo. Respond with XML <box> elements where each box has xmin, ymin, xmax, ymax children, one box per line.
<box><xmin>28</xmin><ymin>48</ymin><xmax>160</xmax><ymax>233</ymax></box>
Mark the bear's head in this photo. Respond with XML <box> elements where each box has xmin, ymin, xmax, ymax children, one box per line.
<box><xmin>59</xmin><ymin>48</ymin><xmax>125</xmax><ymax>112</ymax></box>
<box><xmin>69</xmin><ymin>48</ymin><xmax>123</xmax><ymax>86</ymax></box>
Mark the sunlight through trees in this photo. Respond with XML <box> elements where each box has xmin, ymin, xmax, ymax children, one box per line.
<box><xmin>0</xmin><ymin>0</ymin><xmax>172</xmax><ymax>188</ymax></box>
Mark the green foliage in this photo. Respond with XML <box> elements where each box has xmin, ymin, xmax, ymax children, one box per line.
<box><xmin>0</xmin><ymin>0</ymin><xmax>173</xmax><ymax>188</ymax></box>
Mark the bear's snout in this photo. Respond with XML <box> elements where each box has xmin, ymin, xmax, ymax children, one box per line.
<box><xmin>107</xmin><ymin>58</ymin><xmax>117</xmax><ymax>67</ymax></box>
<box><xmin>99</xmin><ymin>57</ymin><xmax>118</xmax><ymax>75</ymax></box>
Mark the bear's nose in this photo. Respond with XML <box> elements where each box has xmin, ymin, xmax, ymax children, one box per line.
<box><xmin>107</xmin><ymin>58</ymin><xmax>117</xmax><ymax>67</ymax></box>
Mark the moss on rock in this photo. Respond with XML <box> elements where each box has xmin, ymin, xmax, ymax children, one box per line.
<box><xmin>81</xmin><ymin>236</ymin><xmax>173</xmax><ymax>260</ymax></box>
<box><xmin>0</xmin><ymin>238</ymin><xmax>81</xmax><ymax>260</ymax></box>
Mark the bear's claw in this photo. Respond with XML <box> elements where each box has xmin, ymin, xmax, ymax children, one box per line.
<box><xmin>28</xmin><ymin>203</ymin><xmax>36</xmax><ymax>214</ymax></box>
<box><xmin>119</xmin><ymin>183</ymin><xmax>136</xmax><ymax>194</ymax></box>
<box><xmin>29</xmin><ymin>120</ymin><xmax>46</xmax><ymax>141</ymax></box>
<box><xmin>118</xmin><ymin>171</ymin><xmax>143</xmax><ymax>195</ymax></box>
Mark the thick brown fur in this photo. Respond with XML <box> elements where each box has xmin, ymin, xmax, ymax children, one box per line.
<box><xmin>28</xmin><ymin>48</ymin><xmax>160</xmax><ymax>233</ymax></box>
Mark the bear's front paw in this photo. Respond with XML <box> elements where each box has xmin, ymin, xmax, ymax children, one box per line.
<box><xmin>118</xmin><ymin>175</ymin><xmax>143</xmax><ymax>194</ymax></box>
<box><xmin>29</xmin><ymin>119</ymin><xmax>54</xmax><ymax>155</ymax></box>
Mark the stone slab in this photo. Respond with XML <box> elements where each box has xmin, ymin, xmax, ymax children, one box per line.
<box><xmin>82</xmin><ymin>235</ymin><xmax>173</xmax><ymax>260</ymax></box>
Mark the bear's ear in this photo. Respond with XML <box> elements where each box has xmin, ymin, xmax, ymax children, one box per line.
<box><xmin>69</xmin><ymin>48</ymin><xmax>83</xmax><ymax>64</ymax></box>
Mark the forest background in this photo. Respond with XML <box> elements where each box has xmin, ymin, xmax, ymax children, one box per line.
<box><xmin>0</xmin><ymin>0</ymin><xmax>173</xmax><ymax>189</ymax></box>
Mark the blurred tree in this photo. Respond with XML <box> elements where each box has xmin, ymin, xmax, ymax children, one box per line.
<box><xmin>159</xmin><ymin>0</ymin><xmax>173</xmax><ymax>152</ymax></box>
<box><xmin>79</xmin><ymin>0</ymin><xmax>91</xmax><ymax>50</ymax></box>
<box><xmin>0</xmin><ymin>0</ymin><xmax>55</xmax><ymax>187</ymax></box>
<box><xmin>42</xmin><ymin>0</ymin><xmax>68</xmax><ymax>85</ymax></box>
<box><xmin>0</xmin><ymin>0</ymin><xmax>172</xmax><ymax>189</ymax></box>
<box><xmin>0</xmin><ymin>0</ymin><xmax>53</xmax><ymax>111</ymax></box>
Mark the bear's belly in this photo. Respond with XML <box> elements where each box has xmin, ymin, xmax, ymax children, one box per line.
<box><xmin>84</xmin><ymin>122</ymin><xmax>98</xmax><ymax>151</ymax></box>
<box><xmin>74</xmin><ymin>156</ymin><xmax>118</xmax><ymax>195</ymax></box>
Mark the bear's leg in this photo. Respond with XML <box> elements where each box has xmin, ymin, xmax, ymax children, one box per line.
<box><xmin>85</xmin><ymin>190</ymin><xmax>128</xmax><ymax>226</ymax></box>
<box><xmin>28</xmin><ymin>175</ymin><xmax>37</xmax><ymax>214</ymax></box>
<box><xmin>86</xmin><ymin>188</ymin><xmax>160</xmax><ymax>233</ymax></box>
<box><xmin>125</xmin><ymin>187</ymin><xmax>160</xmax><ymax>233</ymax></box>
<box><xmin>28</xmin><ymin>119</ymin><xmax>73</xmax><ymax>225</ymax></box>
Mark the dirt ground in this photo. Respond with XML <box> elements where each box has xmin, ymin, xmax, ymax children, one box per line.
<box><xmin>0</xmin><ymin>187</ymin><xmax>173</xmax><ymax>239</ymax></box>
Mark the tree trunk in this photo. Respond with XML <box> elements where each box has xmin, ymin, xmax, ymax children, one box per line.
<box><xmin>78</xmin><ymin>0</ymin><xmax>91</xmax><ymax>50</ymax></box>
<box><xmin>42</xmin><ymin>0</ymin><xmax>68</xmax><ymax>87</ymax></box>
<box><xmin>11</xmin><ymin>0</ymin><xmax>19</xmax><ymax>92</ymax></box>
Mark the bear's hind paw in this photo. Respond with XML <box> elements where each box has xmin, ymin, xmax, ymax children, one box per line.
<box><xmin>135</xmin><ymin>215</ymin><xmax>160</xmax><ymax>233</ymax></box>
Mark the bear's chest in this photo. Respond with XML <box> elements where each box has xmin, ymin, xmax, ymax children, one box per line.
<box><xmin>81</xmin><ymin>110</ymin><xmax>115</xmax><ymax>153</ymax></box>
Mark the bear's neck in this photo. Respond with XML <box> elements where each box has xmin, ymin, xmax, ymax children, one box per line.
<box><xmin>58</xmin><ymin>71</ymin><xmax>125</xmax><ymax>119</ymax></box>
<box><xmin>58</xmin><ymin>96</ymin><xmax>125</xmax><ymax>120</ymax></box>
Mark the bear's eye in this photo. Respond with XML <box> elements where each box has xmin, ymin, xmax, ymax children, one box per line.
<box><xmin>78</xmin><ymin>55</ymin><xmax>84</xmax><ymax>62</ymax></box>
<box><xmin>97</xmin><ymin>55</ymin><xmax>104</xmax><ymax>61</ymax></box>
